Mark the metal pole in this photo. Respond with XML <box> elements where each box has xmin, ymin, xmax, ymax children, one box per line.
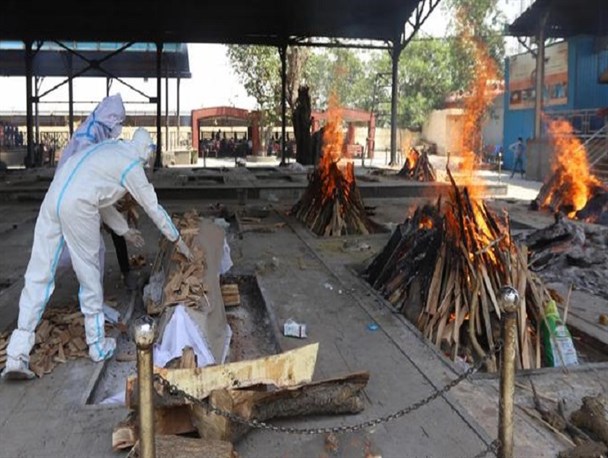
<box><xmin>533</xmin><ymin>13</ymin><xmax>548</xmax><ymax>139</ymax></box>
<box><xmin>176</xmin><ymin>76</ymin><xmax>181</xmax><ymax>148</ymax></box>
<box><xmin>25</xmin><ymin>41</ymin><xmax>34</xmax><ymax>167</ymax></box>
<box><xmin>34</xmin><ymin>77</ymin><xmax>40</xmax><ymax>146</ymax></box>
<box><xmin>498</xmin><ymin>286</ymin><xmax>519</xmax><ymax>458</ymax></box>
<box><xmin>133</xmin><ymin>317</ymin><xmax>157</xmax><ymax>458</ymax></box>
<box><xmin>390</xmin><ymin>39</ymin><xmax>402</xmax><ymax>166</ymax></box>
<box><xmin>498</xmin><ymin>151</ymin><xmax>502</xmax><ymax>183</ymax></box>
<box><xmin>165</xmin><ymin>71</ymin><xmax>169</xmax><ymax>152</ymax></box>
<box><xmin>279</xmin><ymin>44</ymin><xmax>287</xmax><ymax>166</ymax></box>
<box><xmin>68</xmin><ymin>55</ymin><xmax>74</xmax><ymax>138</ymax></box>
<box><xmin>154</xmin><ymin>42</ymin><xmax>163</xmax><ymax>170</ymax></box>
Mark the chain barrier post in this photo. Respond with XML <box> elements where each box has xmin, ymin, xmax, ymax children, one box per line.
<box><xmin>134</xmin><ymin>317</ymin><xmax>157</xmax><ymax>458</ymax></box>
<box><xmin>497</xmin><ymin>286</ymin><xmax>519</xmax><ymax>458</ymax></box>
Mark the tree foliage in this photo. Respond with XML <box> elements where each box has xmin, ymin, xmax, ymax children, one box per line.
<box><xmin>303</xmin><ymin>49</ymin><xmax>376</xmax><ymax>111</ymax></box>
<box><xmin>444</xmin><ymin>0</ymin><xmax>506</xmax><ymax>90</ymax></box>
<box><xmin>226</xmin><ymin>45</ymin><xmax>309</xmax><ymax>125</ymax></box>
<box><xmin>226</xmin><ymin>0</ymin><xmax>507</xmax><ymax>131</ymax></box>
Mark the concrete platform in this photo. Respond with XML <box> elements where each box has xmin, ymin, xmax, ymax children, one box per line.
<box><xmin>0</xmin><ymin>166</ymin><xmax>508</xmax><ymax>202</ymax></box>
<box><xmin>0</xmin><ymin>190</ymin><xmax>605</xmax><ymax>458</ymax></box>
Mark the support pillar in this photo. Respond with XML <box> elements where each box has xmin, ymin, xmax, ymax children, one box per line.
<box><xmin>534</xmin><ymin>13</ymin><xmax>548</xmax><ymax>139</ymax></box>
<box><xmin>154</xmin><ymin>42</ymin><xmax>163</xmax><ymax>170</ymax></box>
<box><xmin>165</xmin><ymin>72</ymin><xmax>169</xmax><ymax>152</ymax></box>
<box><xmin>176</xmin><ymin>76</ymin><xmax>181</xmax><ymax>148</ymax></box>
<box><xmin>34</xmin><ymin>77</ymin><xmax>40</xmax><ymax>146</ymax></box>
<box><xmin>390</xmin><ymin>39</ymin><xmax>403</xmax><ymax>165</ymax></box>
<box><xmin>68</xmin><ymin>54</ymin><xmax>74</xmax><ymax>137</ymax></box>
<box><xmin>25</xmin><ymin>41</ymin><xmax>34</xmax><ymax>167</ymax></box>
<box><xmin>106</xmin><ymin>77</ymin><xmax>112</xmax><ymax>96</ymax></box>
<box><xmin>279</xmin><ymin>44</ymin><xmax>287</xmax><ymax>165</ymax></box>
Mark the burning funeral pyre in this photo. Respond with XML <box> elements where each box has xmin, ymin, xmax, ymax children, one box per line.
<box><xmin>531</xmin><ymin>118</ymin><xmax>608</xmax><ymax>224</ymax></box>
<box><xmin>398</xmin><ymin>147</ymin><xmax>437</xmax><ymax>181</ymax></box>
<box><xmin>366</xmin><ymin>13</ymin><xmax>560</xmax><ymax>372</ymax></box>
<box><xmin>365</xmin><ymin>170</ymin><xmax>554</xmax><ymax>372</ymax></box>
<box><xmin>291</xmin><ymin>98</ymin><xmax>376</xmax><ymax>236</ymax></box>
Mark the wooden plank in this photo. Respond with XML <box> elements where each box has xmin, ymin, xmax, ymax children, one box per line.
<box><xmin>127</xmin><ymin>436</ymin><xmax>235</xmax><ymax>458</ymax></box>
<box><xmin>190</xmin><ymin>372</ymin><xmax>369</xmax><ymax>443</ymax></box>
<box><xmin>426</xmin><ymin>242</ymin><xmax>446</xmax><ymax>315</ymax></box>
<box><xmin>126</xmin><ymin>343</ymin><xmax>319</xmax><ymax>408</ymax></box>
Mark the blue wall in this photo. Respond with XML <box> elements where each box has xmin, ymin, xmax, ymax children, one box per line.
<box><xmin>502</xmin><ymin>35</ymin><xmax>608</xmax><ymax>170</ymax></box>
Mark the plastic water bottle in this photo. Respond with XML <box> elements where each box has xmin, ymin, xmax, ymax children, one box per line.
<box><xmin>542</xmin><ymin>300</ymin><xmax>579</xmax><ymax>367</ymax></box>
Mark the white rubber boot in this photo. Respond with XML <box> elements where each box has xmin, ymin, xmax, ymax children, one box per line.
<box><xmin>88</xmin><ymin>337</ymin><xmax>116</xmax><ymax>362</ymax></box>
<box><xmin>1</xmin><ymin>357</ymin><xmax>36</xmax><ymax>380</ymax></box>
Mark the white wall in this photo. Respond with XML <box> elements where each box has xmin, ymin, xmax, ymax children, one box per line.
<box><xmin>422</xmin><ymin>108</ymin><xmax>464</xmax><ymax>156</ymax></box>
<box><xmin>422</xmin><ymin>95</ymin><xmax>504</xmax><ymax>156</ymax></box>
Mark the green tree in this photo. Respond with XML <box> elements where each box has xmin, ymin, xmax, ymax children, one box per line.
<box><xmin>226</xmin><ymin>45</ymin><xmax>310</xmax><ymax>122</ymax></box>
<box><xmin>366</xmin><ymin>40</ymin><xmax>457</xmax><ymax>130</ymax></box>
<box><xmin>444</xmin><ymin>0</ymin><xmax>506</xmax><ymax>90</ymax></box>
<box><xmin>303</xmin><ymin>48</ymin><xmax>378</xmax><ymax>111</ymax></box>
<box><xmin>226</xmin><ymin>45</ymin><xmax>281</xmax><ymax>123</ymax></box>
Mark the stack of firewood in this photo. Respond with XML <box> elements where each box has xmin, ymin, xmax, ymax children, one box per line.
<box><xmin>151</xmin><ymin>210</ymin><xmax>209</xmax><ymax>314</ymax></box>
<box><xmin>220</xmin><ymin>283</ymin><xmax>240</xmax><ymax>307</ymax></box>
<box><xmin>366</xmin><ymin>170</ymin><xmax>553</xmax><ymax>372</ymax></box>
<box><xmin>398</xmin><ymin>148</ymin><xmax>436</xmax><ymax>182</ymax></box>
<box><xmin>291</xmin><ymin>161</ymin><xmax>376</xmax><ymax>236</ymax></box>
<box><xmin>0</xmin><ymin>306</ymin><xmax>112</xmax><ymax>378</ymax></box>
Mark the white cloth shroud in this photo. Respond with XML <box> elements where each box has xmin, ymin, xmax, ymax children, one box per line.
<box><xmin>101</xmin><ymin>305</ymin><xmax>232</xmax><ymax>405</ymax></box>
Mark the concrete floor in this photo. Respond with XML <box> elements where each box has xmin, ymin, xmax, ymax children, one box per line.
<box><xmin>0</xmin><ymin>167</ymin><xmax>606</xmax><ymax>457</ymax></box>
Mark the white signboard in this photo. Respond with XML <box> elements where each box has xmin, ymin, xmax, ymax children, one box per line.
<box><xmin>508</xmin><ymin>41</ymin><xmax>568</xmax><ymax>110</ymax></box>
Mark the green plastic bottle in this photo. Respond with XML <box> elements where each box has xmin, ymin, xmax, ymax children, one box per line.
<box><xmin>541</xmin><ymin>300</ymin><xmax>579</xmax><ymax>367</ymax></box>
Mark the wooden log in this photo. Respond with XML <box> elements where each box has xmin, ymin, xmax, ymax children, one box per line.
<box><xmin>222</xmin><ymin>294</ymin><xmax>241</xmax><ymax>307</ymax></box>
<box><xmin>112</xmin><ymin>411</ymin><xmax>138</xmax><ymax>451</ymax></box>
<box><xmin>126</xmin><ymin>343</ymin><xmax>319</xmax><ymax>408</ymax></box>
<box><xmin>127</xmin><ymin>436</ymin><xmax>235</xmax><ymax>458</ymax></box>
<box><xmin>571</xmin><ymin>395</ymin><xmax>608</xmax><ymax>446</ymax></box>
<box><xmin>190</xmin><ymin>372</ymin><xmax>370</xmax><ymax>443</ymax></box>
<box><xmin>557</xmin><ymin>441</ymin><xmax>608</xmax><ymax>458</ymax></box>
<box><xmin>111</xmin><ymin>406</ymin><xmax>197</xmax><ymax>452</ymax></box>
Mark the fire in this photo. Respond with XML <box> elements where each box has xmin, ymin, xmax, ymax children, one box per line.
<box><xmin>405</xmin><ymin>148</ymin><xmax>420</xmax><ymax>170</ymax></box>
<box><xmin>318</xmin><ymin>93</ymin><xmax>354</xmax><ymax>203</ymax></box>
<box><xmin>543</xmin><ymin>118</ymin><xmax>603</xmax><ymax>217</ymax></box>
<box><xmin>454</xmin><ymin>8</ymin><xmax>498</xmax><ymax>195</ymax></box>
<box><xmin>441</xmin><ymin>7</ymin><xmax>506</xmax><ymax>260</ymax></box>
<box><xmin>418</xmin><ymin>215</ymin><xmax>434</xmax><ymax>230</ymax></box>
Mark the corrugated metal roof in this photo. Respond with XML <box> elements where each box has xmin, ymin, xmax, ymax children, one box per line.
<box><xmin>0</xmin><ymin>0</ymin><xmax>422</xmax><ymax>44</ymax></box>
<box><xmin>509</xmin><ymin>0</ymin><xmax>608</xmax><ymax>38</ymax></box>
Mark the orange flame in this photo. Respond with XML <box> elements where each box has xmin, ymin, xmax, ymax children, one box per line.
<box><xmin>318</xmin><ymin>93</ymin><xmax>354</xmax><ymax>204</ymax></box>
<box><xmin>445</xmin><ymin>9</ymin><xmax>504</xmax><ymax>260</ymax></box>
<box><xmin>406</xmin><ymin>148</ymin><xmax>420</xmax><ymax>169</ymax></box>
<box><xmin>543</xmin><ymin>118</ymin><xmax>603</xmax><ymax>217</ymax></box>
<box><xmin>455</xmin><ymin>8</ymin><xmax>498</xmax><ymax>195</ymax></box>
<box><xmin>418</xmin><ymin>215</ymin><xmax>434</xmax><ymax>230</ymax></box>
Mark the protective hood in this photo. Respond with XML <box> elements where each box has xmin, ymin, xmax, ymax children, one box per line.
<box><xmin>57</xmin><ymin>93</ymin><xmax>126</xmax><ymax>170</ymax></box>
<box><xmin>131</xmin><ymin>127</ymin><xmax>155</xmax><ymax>164</ymax></box>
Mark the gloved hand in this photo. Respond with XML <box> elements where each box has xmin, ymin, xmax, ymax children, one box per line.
<box><xmin>124</xmin><ymin>228</ymin><xmax>145</xmax><ymax>248</ymax></box>
<box><xmin>175</xmin><ymin>237</ymin><xmax>193</xmax><ymax>261</ymax></box>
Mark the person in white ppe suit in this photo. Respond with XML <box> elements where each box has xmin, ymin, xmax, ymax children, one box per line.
<box><xmin>56</xmin><ymin>93</ymin><xmax>140</xmax><ymax>288</ymax></box>
<box><xmin>2</xmin><ymin>127</ymin><xmax>192</xmax><ymax>380</ymax></box>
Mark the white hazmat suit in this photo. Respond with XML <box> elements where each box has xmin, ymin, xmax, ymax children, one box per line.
<box><xmin>2</xmin><ymin>128</ymin><xmax>190</xmax><ymax>379</ymax></box>
<box><xmin>57</xmin><ymin>93</ymin><xmax>127</xmax><ymax>273</ymax></box>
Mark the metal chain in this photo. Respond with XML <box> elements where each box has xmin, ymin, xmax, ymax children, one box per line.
<box><xmin>153</xmin><ymin>339</ymin><xmax>503</xmax><ymax>437</ymax></box>
<box><xmin>470</xmin><ymin>439</ymin><xmax>501</xmax><ymax>458</ymax></box>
